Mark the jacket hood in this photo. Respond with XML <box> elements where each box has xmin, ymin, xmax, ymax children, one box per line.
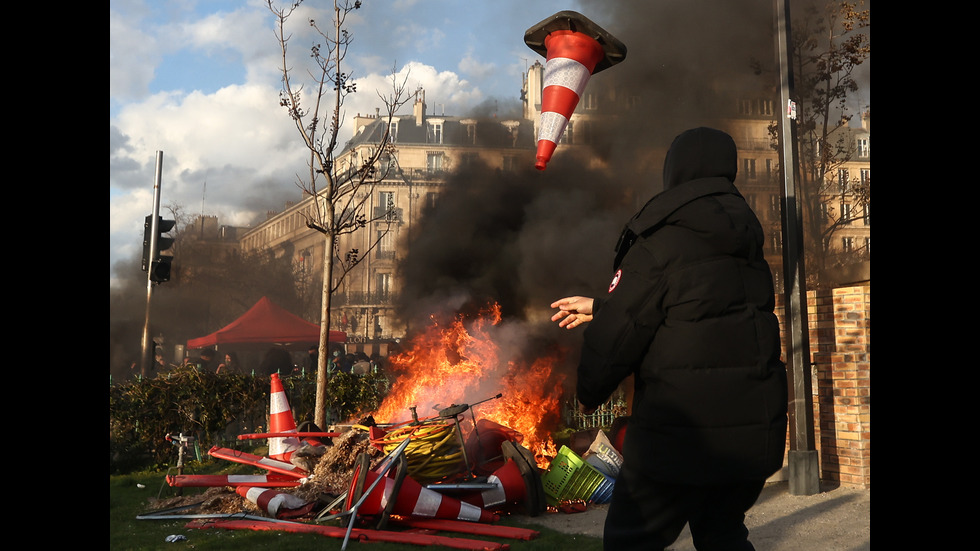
<box><xmin>662</xmin><ymin>127</ymin><xmax>738</xmax><ymax>190</ymax></box>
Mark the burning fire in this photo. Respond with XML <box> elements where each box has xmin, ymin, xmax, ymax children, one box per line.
<box><xmin>375</xmin><ymin>302</ymin><xmax>565</xmax><ymax>468</ymax></box>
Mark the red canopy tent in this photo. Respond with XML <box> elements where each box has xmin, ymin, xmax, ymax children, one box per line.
<box><xmin>186</xmin><ymin>296</ymin><xmax>346</xmax><ymax>351</ymax></box>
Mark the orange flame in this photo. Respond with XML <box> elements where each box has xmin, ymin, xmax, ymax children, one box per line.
<box><xmin>375</xmin><ymin>302</ymin><xmax>565</xmax><ymax>467</ymax></box>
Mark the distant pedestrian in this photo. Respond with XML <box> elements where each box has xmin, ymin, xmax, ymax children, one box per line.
<box><xmin>216</xmin><ymin>352</ymin><xmax>241</xmax><ymax>374</ymax></box>
<box><xmin>306</xmin><ymin>345</ymin><xmax>318</xmax><ymax>372</ymax></box>
<box><xmin>198</xmin><ymin>348</ymin><xmax>217</xmax><ymax>372</ymax></box>
<box><xmin>258</xmin><ymin>347</ymin><xmax>293</xmax><ymax>377</ymax></box>
<box><xmin>351</xmin><ymin>353</ymin><xmax>371</xmax><ymax>376</ymax></box>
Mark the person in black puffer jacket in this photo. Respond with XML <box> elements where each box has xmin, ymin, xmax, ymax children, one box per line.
<box><xmin>551</xmin><ymin>127</ymin><xmax>787</xmax><ymax>551</ymax></box>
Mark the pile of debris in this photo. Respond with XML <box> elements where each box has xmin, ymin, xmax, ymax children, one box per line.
<box><xmin>142</xmin><ymin>373</ymin><xmax>626</xmax><ymax>548</ymax></box>
<box><xmin>139</xmin><ymin>375</ymin><xmax>608</xmax><ymax>549</ymax></box>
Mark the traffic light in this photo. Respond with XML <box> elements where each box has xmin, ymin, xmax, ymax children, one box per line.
<box><xmin>142</xmin><ymin>215</ymin><xmax>176</xmax><ymax>283</ymax></box>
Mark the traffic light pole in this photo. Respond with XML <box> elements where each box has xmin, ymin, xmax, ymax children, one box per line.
<box><xmin>140</xmin><ymin>151</ymin><xmax>165</xmax><ymax>377</ymax></box>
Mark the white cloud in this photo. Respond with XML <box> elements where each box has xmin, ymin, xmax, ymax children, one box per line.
<box><xmin>109</xmin><ymin>0</ymin><xmax>565</xmax><ymax>286</ymax></box>
<box><xmin>109</xmin><ymin>8</ymin><xmax>161</xmax><ymax>102</ymax></box>
<box><xmin>458</xmin><ymin>51</ymin><xmax>496</xmax><ymax>82</ymax></box>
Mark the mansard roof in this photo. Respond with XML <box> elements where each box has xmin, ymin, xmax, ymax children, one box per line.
<box><xmin>344</xmin><ymin>113</ymin><xmax>536</xmax><ymax>152</ymax></box>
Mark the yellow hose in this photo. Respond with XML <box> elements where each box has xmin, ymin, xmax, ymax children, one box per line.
<box><xmin>371</xmin><ymin>421</ymin><xmax>465</xmax><ymax>482</ymax></box>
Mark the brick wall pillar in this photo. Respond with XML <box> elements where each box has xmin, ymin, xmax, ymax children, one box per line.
<box><xmin>811</xmin><ymin>285</ymin><xmax>870</xmax><ymax>488</ymax></box>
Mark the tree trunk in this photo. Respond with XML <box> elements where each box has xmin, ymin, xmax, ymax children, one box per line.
<box><xmin>314</xmin><ymin>232</ymin><xmax>335</xmax><ymax>428</ymax></box>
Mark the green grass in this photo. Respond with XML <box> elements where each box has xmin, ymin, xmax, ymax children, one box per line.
<box><xmin>110</xmin><ymin>462</ymin><xmax>603</xmax><ymax>551</ymax></box>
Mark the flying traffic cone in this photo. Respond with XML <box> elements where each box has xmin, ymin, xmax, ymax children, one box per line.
<box><xmin>235</xmin><ymin>486</ymin><xmax>316</xmax><ymax>520</ymax></box>
<box><xmin>347</xmin><ymin>465</ymin><xmax>498</xmax><ymax>523</ymax></box>
<box><xmin>267</xmin><ymin>373</ymin><xmax>302</xmax><ymax>462</ymax></box>
<box><xmin>524</xmin><ymin>11</ymin><xmax>627</xmax><ymax>170</ymax></box>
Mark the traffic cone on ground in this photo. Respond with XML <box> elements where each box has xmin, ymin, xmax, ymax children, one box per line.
<box><xmin>267</xmin><ymin>373</ymin><xmax>302</xmax><ymax>462</ymax></box>
<box><xmin>235</xmin><ymin>486</ymin><xmax>316</xmax><ymax>520</ymax></box>
<box><xmin>347</xmin><ymin>465</ymin><xmax>498</xmax><ymax>523</ymax></box>
<box><xmin>460</xmin><ymin>458</ymin><xmax>527</xmax><ymax>509</ymax></box>
<box><xmin>524</xmin><ymin>11</ymin><xmax>627</xmax><ymax>170</ymax></box>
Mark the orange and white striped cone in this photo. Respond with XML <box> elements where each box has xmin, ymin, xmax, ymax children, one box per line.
<box><xmin>348</xmin><ymin>466</ymin><xmax>498</xmax><ymax>523</ymax></box>
<box><xmin>236</xmin><ymin>486</ymin><xmax>316</xmax><ymax>520</ymax></box>
<box><xmin>534</xmin><ymin>29</ymin><xmax>605</xmax><ymax>170</ymax></box>
<box><xmin>524</xmin><ymin>11</ymin><xmax>627</xmax><ymax>171</ymax></box>
<box><xmin>460</xmin><ymin>458</ymin><xmax>527</xmax><ymax>509</ymax></box>
<box><xmin>267</xmin><ymin>373</ymin><xmax>302</xmax><ymax>462</ymax></box>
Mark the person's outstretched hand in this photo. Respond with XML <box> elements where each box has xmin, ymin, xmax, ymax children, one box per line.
<box><xmin>550</xmin><ymin>296</ymin><xmax>595</xmax><ymax>329</ymax></box>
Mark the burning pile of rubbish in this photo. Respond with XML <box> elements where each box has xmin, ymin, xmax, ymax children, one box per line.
<box><xmin>136</xmin><ymin>9</ymin><xmax>638</xmax><ymax>545</ymax></box>
<box><xmin>143</xmin><ymin>303</ymin><xmax>626</xmax><ymax>547</ymax></box>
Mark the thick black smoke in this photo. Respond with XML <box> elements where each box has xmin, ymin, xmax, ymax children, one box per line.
<box><xmin>393</xmin><ymin>157</ymin><xmax>635</xmax><ymax>381</ymax></box>
<box><xmin>392</xmin><ymin>1</ymin><xmax>782</xmax><ymax>377</ymax></box>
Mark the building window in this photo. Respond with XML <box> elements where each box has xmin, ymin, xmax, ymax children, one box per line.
<box><xmin>837</xmin><ymin>168</ymin><xmax>849</xmax><ymax>192</ymax></box>
<box><xmin>737</xmin><ymin>98</ymin><xmax>773</xmax><ymax>116</ymax></box>
<box><xmin>766</xmin><ymin>159</ymin><xmax>775</xmax><ymax>180</ymax></box>
<box><xmin>465</xmin><ymin>124</ymin><xmax>477</xmax><ymax>144</ymax></box>
<box><xmin>426</xmin><ymin>153</ymin><xmax>444</xmax><ymax>173</ymax></box>
<box><xmin>769</xmin><ymin>195</ymin><xmax>781</xmax><ymax>217</ymax></box>
<box><xmin>376</xmin><ymin>272</ymin><xmax>392</xmax><ymax>298</ymax></box>
<box><xmin>743</xmin><ymin>159</ymin><xmax>757</xmax><ymax>179</ymax></box>
<box><xmin>379</xmin><ymin>191</ymin><xmax>395</xmax><ymax>221</ymax></box>
<box><xmin>841</xmin><ymin>203</ymin><xmax>852</xmax><ymax>223</ymax></box>
<box><xmin>560</xmin><ymin>121</ymin><xmax>572</xmax><ymax>144</ymax></box>
<box><xmin>376</xmin><ymin>230</ymin><xmax>395</xmax><ymax>259</ymax></box>
<box><xmin>769</xmin><ymin>229</ymin><xmax>782</xmax><ymax>253</ymax></box>
<box><xmin>583</xmin><ymin>93</ymin><xmax>598</xmax><ymax>110</ymax></box>
<box><xmin>429</xmin><ymin>122</ymin><xmax>443</xmax><ymax>144</ymax></box>
<box><xmin>841</xmin><ymin>236</ymin><xmax>854</xmax><ymax>252</ymax></box>
<box><xmin>863</xmin><ymin>203</ymin><xmax>870</xmax><ymax>226</ymax></box>
<box><xmin>757</xmin><ymin>98</ymin><xmax>774</xmax><ymax>116</ymax></box>
<box><xmin>856</xmin><ymin>137</ymin><xmax>869</xmax><ymax>158</ymax></box>
<box><xmin>860</xmin><ymin>168</ymin><xmax>870</xmax><ymax>185</ymax></box>
<box><xmin>424</xmin><ymin>192</ymin><xmax>438</xmax><ymax>211</ymax></box>
<box><xmin>578</xmin><ymin>119</ymin><xmax>593</xmax><ymax>145</ymax></box>
<box><xmin>864</xmin><ymin>237</ymin><xmax>870</xmax><ymax>254</ymax></box>
<box><xmin>389</xmin><ymin>121</ymin><xmax>398</xmax><ymax>143</ymax></box>
<box><xmin>820</xmin><ymin>203</ymin><xmax>831</xmax><ymax>223</ymax></box>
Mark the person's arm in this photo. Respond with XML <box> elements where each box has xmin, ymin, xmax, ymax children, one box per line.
<box><xmin>577</xmin><ymin>259</ymin><xmax>667</xmax><ymax>411</ymax></box>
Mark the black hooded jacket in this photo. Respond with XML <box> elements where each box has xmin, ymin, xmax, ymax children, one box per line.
<box><xmin>578</xmin><ymin>127</ymin><xmax>787</xmax><ymax>484</ymax></box>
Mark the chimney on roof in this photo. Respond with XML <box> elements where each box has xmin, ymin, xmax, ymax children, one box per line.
<box><xmin>414</xmin><ymin>88</ymin><xmax>426</xmax><ymax>126</ymax></box>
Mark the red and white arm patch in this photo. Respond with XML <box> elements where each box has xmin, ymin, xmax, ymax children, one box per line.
<box><xmin>608</xmin><ymin>269</ymin><xmax>622</xmax><ymax>293</ymax></box>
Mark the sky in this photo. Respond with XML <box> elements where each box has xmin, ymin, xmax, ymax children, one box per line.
<box><xmin>110</xmin><ymin>0</ymin><xmax>869</xmax><ymax>290</ymax></box>
<box><xmin>110</xmin><ymin>0</ymin><xmax>582</xmax><ymax>287</ymax></box>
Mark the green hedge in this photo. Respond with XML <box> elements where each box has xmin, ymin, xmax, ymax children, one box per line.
<box><xmin>109</xmin><ymin>365</ymin><xmax>391</xmax><ymax>473</ymax></box>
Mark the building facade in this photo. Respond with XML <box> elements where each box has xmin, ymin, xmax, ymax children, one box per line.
<box><xmin>239</xmin><ymin>88</ymin><xmax>538</xmax><ymax>355</ymax></box>
<box><xmin>238</xmin><ymin>62</ymin><xmax>869</xmax><ymax>352</ymax></box>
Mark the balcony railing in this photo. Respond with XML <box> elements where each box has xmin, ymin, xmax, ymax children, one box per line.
<box><xmin>332</xmin><ymin>292</ymin><xmax>397</xmax><ymax>306</ymax></box>
<box><xmin>372</xmin><ymin>207</ymin><xmax>403</xmax><ymax>223</ymax></box>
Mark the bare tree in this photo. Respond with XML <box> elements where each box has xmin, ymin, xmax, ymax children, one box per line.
<box><xmin>786</xmin><ymin>0</ymin><xmax>870</xmax><ymax>286</ymax></box>
<box><xmin>268</xmin><ymin>0</ymin><xmax>411</xmax><ymax>426</ymax></box>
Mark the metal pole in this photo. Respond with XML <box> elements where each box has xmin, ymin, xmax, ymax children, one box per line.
<box><xmin>774</xmin><ymin>0</ymin><xmax>820</xmax><ymax>496</ymax></box>
<box><xmin>342</xmin><ymin>436</ymin><xmax>411</xmax><ymax>550</ymax></box>
<box><xmin>140</xmin><ymin>151</ymin><xmax>165</xmax><ymax>377</ymax></box>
